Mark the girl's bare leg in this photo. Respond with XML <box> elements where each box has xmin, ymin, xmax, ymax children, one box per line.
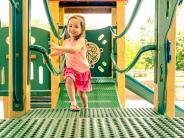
<box><xmin>65</xmin><ymin>77</ymin><xmax>77</xmax><ymax>106</ymax></box>
<box><xmin>77</xmin><ymin>91</ymin><xmax>88</xmax><ymax>108</ymax></box>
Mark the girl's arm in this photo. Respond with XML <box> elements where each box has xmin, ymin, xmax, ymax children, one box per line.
<box><xmin>49</xmin><ymin>40</ymin><xmax>65</xmax><ymax>57</ymax></box>
<box><xmin>50</xmin><ymin>39</ymin><xmax>85</xmax><ymax>54</ymax></box>
<box><xmin>50</xmin><ymin>50</ymin><xmax>63</xmax><ymax>57</ymax></box>
<box><xmin>49</xmin><ymin>41</ymin><xmax>63</xmax><ymax>51</ymax></box>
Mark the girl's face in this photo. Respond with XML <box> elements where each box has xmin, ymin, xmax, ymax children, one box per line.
<box><xmin>68</xmin><ymin>18</ymin><xmax>82</xmax><ymax>39</ymax></box>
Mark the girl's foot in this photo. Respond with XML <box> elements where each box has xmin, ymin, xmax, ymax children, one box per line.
<box><xmin>83</xmin><ymin>105</ymin><xmax>88</xmax><ymax>109</ymax></box>
<box><xmin>83</xmin><ymin>107</ymin><xmax>88</xmax><ymax>110</ymax></box>
<box><xmin>69</xmin><ymin>105</ymin><xmax>80</xmax><ymax>111</ymax></box>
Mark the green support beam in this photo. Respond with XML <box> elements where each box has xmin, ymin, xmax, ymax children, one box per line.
<box><xmin>11</xmin><ymin>0</ymin><xmax>23</xmax><ymax>111</ymax></box>
<box><xmin>155</xmin><ymin>0</ymin><xmax>179</xmax><ymax>114</ymax></box>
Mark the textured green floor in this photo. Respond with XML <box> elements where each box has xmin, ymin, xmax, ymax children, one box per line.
<box><xmin>1</xmin><ymin>81</ymin><xmax>184</xmax><ymax>137</ymax></box>
<box><xmin>56</xmin><ymin>82</ymin><xmax>120</xmax><ymax>109</ymax></box>
<box><xmin>1</xmin><ymin>108</ymin><xmax>184</xmax><ymax>138</ymax></box>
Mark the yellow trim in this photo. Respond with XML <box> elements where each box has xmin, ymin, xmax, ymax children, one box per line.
<box><xmin>116</xmin><ymin>1</ymin><xmax>126</xmax><ymax>107</ymax></box>
<box><xmin>22</xmin><ymin>0</ymin><xmax>30</xmax><ymax>113</ymax></box>
<box><xmin>111</xmin><ymin>8</ymin><xmax>116</xmax><ymax>79</ymax></box>
<box><xmin>7</xmin><ymin>3</ymin><xmax>13</xmax><ymax>118</ymax></box>
<box><xmin>154</xmin><ymin>83</ymin><xmax>158</xmax><ymax>111</ymax></box>
<box><xmin>166</xmin><ymin>15</ymin><xmax>176</xmax><ymax>118</ymax></box>
<box><xmin>49</xmin><ymin>1</ymin><xmax>60</xmax><ymax>108</ymax></box>
<box><xmin>59</xmin><ymin>8</ymin><xmax>64</xmax><ymax>81</ymax></box>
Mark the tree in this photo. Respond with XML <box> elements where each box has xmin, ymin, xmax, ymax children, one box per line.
<box><xmin>139</xmin><ymin>16</ymin><xmax>154</xmax><ymax>70</ymax></box>
<box><xmin>176</xmin><ymin>30</ymin><xmax>184</xmax><ymax>70</ymax></box>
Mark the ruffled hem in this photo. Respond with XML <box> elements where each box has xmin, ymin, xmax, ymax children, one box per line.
<box><xmin>63</xmin><ymin>67</ymin><xmax>92</xmax><ymax>92</ymax></box>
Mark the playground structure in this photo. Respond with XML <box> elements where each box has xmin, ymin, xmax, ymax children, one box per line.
<box><xmin>0</xmin><ymin>0</ymin><xmax>184</xmax><ymax>137</ymax></box>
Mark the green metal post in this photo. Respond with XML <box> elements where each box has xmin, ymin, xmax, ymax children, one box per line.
<box><xmin>10</xmin><ymin>0</ymin><xmax>28</xmax><ymax>111</ymax></box>
<box><xmin>0</xmin><ymin>20</ymin><xmax>1</xmax><ymax>73</ymax></box>
<box><xmin>155</xmin><ymin>0</ymin><xmax>178</xmax><ymax>114</ymax></box>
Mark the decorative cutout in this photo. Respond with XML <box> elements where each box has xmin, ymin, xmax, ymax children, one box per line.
<box><xmin>86</xmin><ymin>42</ymin><xmax>103</xmax><ymax>68</ymax></box>
<box><xmin>102</xmin><ymin>40</ymin><xmax>107</xmax><ymax>45</ymax></box>
<box><xmin>102</xmin><ymin>61</ymin><xmax>107</xmax><ymax>66</ymax></box>
<box><xmin>98</xmin><ymin>66</ymin><xmax>104</xmax><ymax>72</ymax></box>
<box><xmin>39</xmin><ymin>66</ymin><xmax>43</xmax><ymax>84</ymax></box>
<box><xmin>1</xmin><ymin>66</ymin><xmax>5</xmax><ymax>84</ymax></box>
<box><xmin>98</xmin><ymin>34</ymin><xmax>104</xmax><ymax>41</ymax></box>
<box><xmin>30</xmin><ymin>62</ymin><xmax>34</xmax><ymax>80</ymax></box>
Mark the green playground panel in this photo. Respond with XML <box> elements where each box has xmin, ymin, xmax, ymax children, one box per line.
<box><xmin>30</xmin><ymin>27</ymin><xmax>51</xmax><ymax>108</ymax></box>
<box><xmin>30</xmin><ymin>27</ymin><xmax>51</xmax><ymax>94</ymax></box>
<box><xmin>0</xmin><ymin>27</ymin><xmax>9</xmax><ymax>96</ymax></box>
<box><xmin>86</xmin><ymin>26</ymin><xmax>112</xmax><ymax>77</ymax></box>
<box><xmin>0</xmin><ymin>27</ymin><xmax>51</xmax><ymax>98</ymax></box>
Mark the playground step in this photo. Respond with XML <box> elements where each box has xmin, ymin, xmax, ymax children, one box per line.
<box><xmin>57</xmin><ymin>83</ymin><xmax>120</xmax><ymax>108</ymax></box>
<box><xmin>31</xmin><ymin>96</ymin><xmax>51</xmax><ymax>102</ymax></box>
<box><xmin>31</xmin><ymin>103</ymin><xmax>51</xmax><ymax>109</ymax></box>
<box><xmin>31</xmin><ymin>96</ymin><xmax>51</xmax><ymax>108</ymax></box>
<box><xmin>0</xmin><ymin>108</ymin><xmax>184</xmax><ymax>138</ymax></box>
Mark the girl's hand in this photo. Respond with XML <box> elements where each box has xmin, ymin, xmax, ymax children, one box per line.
<box><xmin>49</xmin><ymin>41</ymin><xmax>61</xmax><ymax>51</ymax></box>
<box><xmin>42</xmin><ymin>54</ymin><xmax>50</xmax><ymax>64</ymax></box>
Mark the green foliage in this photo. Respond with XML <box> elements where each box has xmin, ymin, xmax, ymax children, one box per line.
<box><xmin>125</xmin><ymin>39</ymin><xmax>141</xmax><ymax>69</ymax></box>
<box><xmin>125</xmin><ymin>16</ymin><xmax>154</xmax><ymax>70</ymax></box>
<box><xmin>125</xmin><ymin>40</ymin><xmax>154</xmax><ymax>70</ymax></box>
<box><xmin>143</xmin><ymin>51</ymin><xmax>154</xmax><ymax>69</ymax></box>
<box><xmin>1</xmin><ymin>22</ymin><xmax>9</xmax><ymax>27</ymax></box>
<box><xmin>176</xmin><ymin>30</ymin><xmax>184</xmax><ymax>70</ymax></box>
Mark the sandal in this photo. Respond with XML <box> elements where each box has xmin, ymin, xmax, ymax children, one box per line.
<box><xmin>69</xmin><ymin>105</ymin><xmax>80</xmax><ymax>111</ymax></box>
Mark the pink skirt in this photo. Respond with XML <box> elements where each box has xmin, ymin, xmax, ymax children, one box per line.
<box><xmin>63</xmin><ymin>67</ymin><xmax>92</xmax><ymax>92</ymax></box>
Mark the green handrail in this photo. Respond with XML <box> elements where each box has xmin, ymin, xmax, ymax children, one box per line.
<box><xmin>43</xmin><ymin>0</ymin><xmax>66</xmax><ymax>40</ymax></box>
<box><xmin>9</xmin><ymin>0</ymin><xmax>20</xmax><ymax>12</ymax></box>
<box><xmin>29</xmin><ymin>45</ymin><xmax>65</xmax><ymax>76</ymax></box>
<box><xmin>111</xmin><ymin>45</ymin><xmax>156</xmax><ymax>73</ymax></box>
<box><xmin>125</xmin><ymin>74</ymin><xmax>184</xmax><ymax>117</ymax></box>
<box><xmin>178</xmin><ymin>0</ymin><xmax>183</xmax><ymax>5</ymax></box>
<box><xmin>110</xmin><ymin>0</ymin><xmax>142</xmax><ymax>38</ymax></box>
<box><xmin>175</xmin><ymin>105</ymin><xmax>184</xmax><ymax>117</ymax></box>
<box><xmin>125</xmin><ymin>74</ymin><xmax>154</xmax><ymax>103</ymax></box>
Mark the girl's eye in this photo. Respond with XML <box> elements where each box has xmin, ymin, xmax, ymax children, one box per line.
<box><xmin>68</xmin><ymin>25</ymin><xmax>80</xmax><ymax>28</ymax></box>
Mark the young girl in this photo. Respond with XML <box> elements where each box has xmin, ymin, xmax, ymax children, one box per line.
<box><xmin>49</xmin><ymin>15</ymin><xmax>92</xmax><ymax>111</ymax></box>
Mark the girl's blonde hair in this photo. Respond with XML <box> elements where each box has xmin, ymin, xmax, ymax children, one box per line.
<box><xmin>66</xmin><ymin>15</ymin><xmax>86</xmax><ymax>40</ymax></box>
